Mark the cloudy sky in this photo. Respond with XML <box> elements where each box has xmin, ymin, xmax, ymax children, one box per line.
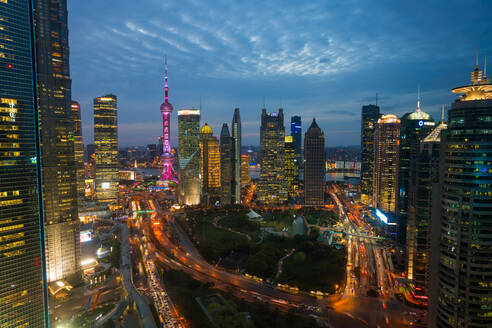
<box><xmin>69</xmin><ymin>0</ymin><xmax>492</xmax><ymax>147</ymax></box>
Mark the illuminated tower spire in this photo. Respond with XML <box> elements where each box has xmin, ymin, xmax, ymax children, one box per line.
<box><xmin>160</xmin><ymin>55</ymin><xmax>177</xmax><ymax>186</ymax></box>
<box><xmin>417</xmin><ymin>84</ymin><xmax>421</xmax><ymax>112</ymax></box>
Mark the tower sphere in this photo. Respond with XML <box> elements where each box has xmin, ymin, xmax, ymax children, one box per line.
<box><xmin>160</xmin><ymin>102</ymin><xmax>173</xmax><ymax>113</ymax></box>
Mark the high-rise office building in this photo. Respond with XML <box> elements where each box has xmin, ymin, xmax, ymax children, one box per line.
<box><xmin>258</xmin><ymin>108</ymin><xmax>287</xmax><ymax>205</ymax></box>
<box><xmin>433</xmin><ymin>60</ymin><xmax>492</xmax><ymax>328</ymax></box>
<box><xmin>406</xmin><ymin>116</ymin><xmax>447</xmax><ymax>300</ymax></box>
<box><xmin>72</xmin><ymin>101</ymin><xmax>85</xmax><ymax>205</ymax></box>
<box><xmin>398</xmin><ymin>92</ymin><xmax>435</xmax><ymax>245</ymax></box>
<box><xmin>200</xmin><ymin>124</ymin><xmax>221</xmax><ymax>204</ymax></box>
<box><xmin>284</xmin><ymin>136</ymin><xmax>299</xmax><ymax>197</ymax></box>
<box><xmin>34</xmin><ymin>0</ymin><xmax>79</xmax><ymax>282</ymax></box>
<box><xmin>373</xmin><ymin>114</ymin><xmax>400</xmax><ymax>214</ymax></box>
<box><xmin>160</xmin><ymin>57</ymin><xmax>177</xmax><ymax>186</ymax></box>
<box><xmin>94</xmin><ymin>95</ymin><xmax>119</xmax><ymax>204</ymax></box>
<box><xmin>360</xmin><ymin>104</ymin><xmax>380</xmax><ymax>204</ymax></box>
<box><xmin>291</xmin><ymin>115</ymin><xmax>302</xmax><ymax>165</ymax></box>
<box><xmin>177</xmin><ymin>109</ymin><xmax>201</xmax><ymax>205</ymax></box>
<box><xmin>232</xmin><ymin>108</ymin><xmax>241</xmax><ymax>203</ymax></box>
<box><xmin>0</xmin><ymin>1</ymin><xmax>49</xmax><ymax>325</ymax></box>
<box><xmin>304</xmin><ymin>119</ymin><xmax>325</xmax><ymax>205</ymax></box>
<box><xmin>219</xmin><ymin>123</ymin><xmax>233</xmax><ymax>205</ymax></box>
<box><xmin>241</xmin><ymin>154</ymin><xmax>251</xmax><ymax>185</ymax></box>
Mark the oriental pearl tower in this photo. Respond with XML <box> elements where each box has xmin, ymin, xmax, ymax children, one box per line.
<box><xmin>160</xmin><ymin>56</ymin><xmax>177</xmax><ymax>186</ymax></box>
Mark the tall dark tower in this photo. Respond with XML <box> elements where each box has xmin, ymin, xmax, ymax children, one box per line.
<box><xmin>160</xmin><ymin>56</ymin><xmax>177</xmax><ymax>186</ymax></box>
<box><xmin>34</xmin><ymin>0</ymin><xmax>79</xmax><ymax>282</ymax></box>
<box><xmin>398</xmin><ymin>89</ymin><xmax>435</xmax><ymax>245</ymax></box>
<box><xmin>0</xmin><ymin>0</ymin><xmax>49</xmax><ymax>325</ymax></box>
<box><xmin>360</xmin><ymin>104</ymin><xmax>380</xmax><ymax>205</ymax></box>
<box><xmin>220</xmin><ymin>123</ymin><xmax>233</xmax><ymax>205</ymax></box>
<box><xmin>290</xmin><ymin>115</ymin><xmax>302</xmax><ymax>165</ymax></box>
<box><xmin>232</xmin><ymin>108</ymin><xmax>241</xmax><ymax>203</ymax></box>
<box><xmin>432</xmin><ymin>58</ymin><xmax>492</xmax><ymax>328</ymax></box>
<box><xmin>304</xmin><ymin>119</ymin><xmax>325</xmax><ymax>205</ymax></box>
<box><xmin>258</xmin><ymin>108</ymin><xmax>287</xmax><ymax>205</ymax></box>
<box><xmin>72</xmin><ymin>101</ymin><xmax>85</xmax><ymax>205</ymax></box>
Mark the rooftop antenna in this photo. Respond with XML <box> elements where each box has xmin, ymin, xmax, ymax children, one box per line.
<box><xmin>417</xmin><ymin>84</ymin><xmax>421</xmax><ymax>112</ymax></box>
<box><xmin>376</xmin><ymin>93</ymin><xmax>378</xmax><ymax>106</ymax></box>
<box><xmin>280</xmin><ymin>96</ymin><xmax>283</xmax><ymax>109</ymax></box>
<box><xmin>441</xmin><ymin>104</ymin><xmax>445</xmax><ymax>122</ymax></box>
<box><xmin>164</xmin><ymin>55</ymin><xmax>169</xmax><ymax>103</ymax></box>
<box><xmin>263</xmin><ymin>96</ymin><xmax>266</xmax><ymax>109</ymax></box>
<box><xmin>476</xmin><ymin>45</ymin><xmax>479</xmax><ymax>66</ymax></box>
<box><xmin>200</xmin><ymin>96</ymin><xmax>202</xmax><ymax>111</ymax></box>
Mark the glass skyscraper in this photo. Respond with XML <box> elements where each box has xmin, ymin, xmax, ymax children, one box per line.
<box><xmin>360</xmin><ymin>104</ymin><xmax>380</xmax><ymax>205</ymax></box>
<box><xmin>94</xmin><ymin>95</ymin><xmax>119</xmax><ymax>204</ymax></box>
<box><xmin>258</xmin><ymin>108</ymin><xmax>287</xmax><ymax>205</ymax></box>
<box><xmin>200</xmin><ymin>124</ymin><xmax>221</xmax><ymax>204</ymax></box>
<box><xmin>398</xmin><ymin>97</ymin><xmax>434</xmax><ymax>245</ymax></box>
<box><xmin>72</xmin><ymin>101</ymin><xmax>85</xmax><ymax>205</ymax></box>
<box><xmin>177</xmin><ymin>109</ymin><xmax>201</xmax><ymax>205</ymax></box>
<box><xmin>434</xmin><ymin>62</ymin><xmax>492</xmax><ymax>328</ymax></box>
<box><xmin>232</xmin><ymin>108</ymin><xmax>241</xmax><ymax>203</ymax></box>
<box><xmin>373</xmin><ymin>114</ymin><xmax>400</xmax><ymax>214</ymax></box>
<box><xmin>0</xmin><ymin>0</ymin><xmax>49</xmax><ymax>326</ymax></box>
<box><xmin>290</xmin><ymin>115</ymin><xmax>302</xmax><ymax>165</ymax></box>
<box><xmin>284</xmin><ymin>136</ymin><xmax>298</xmax><ymax>198</ymax></box>
<box><xmin>304</xmin><ymin>119</ymin><xmax>325</xmax><ymax>205</ymax></box>
<box><xmin>219</xmin><ymin>123</ymin><xmax>233</xmax><ymax>205</ymax></box>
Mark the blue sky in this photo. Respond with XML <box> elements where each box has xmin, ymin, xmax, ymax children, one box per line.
<box><xmin>68</xmin><ymin>0</ymin><xmax>492</xmax><ymax>147</ymax></box>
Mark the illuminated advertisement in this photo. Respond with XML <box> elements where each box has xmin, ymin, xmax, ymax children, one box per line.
<box><xmin>80</xmin><ymin>230</ymin><xmax>92</xmax><ymax>243</ymax></box>
<box><xmin>375</xmin><ymin>209</ymin><xmax>388</xmax><ymax>224</ymax></box>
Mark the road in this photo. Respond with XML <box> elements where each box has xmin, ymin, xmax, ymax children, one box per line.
<box><xmin>330</xmin><ymin>187</ymin><xmax>424</xmax><ymax>327</ymax></box>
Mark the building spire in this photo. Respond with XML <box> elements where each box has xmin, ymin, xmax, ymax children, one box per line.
<box><xmin>417</xmin><ymin>84</ymin><xmax>421</xmax><ymax>112</ymax></box>
<box><xmin>165</xmin><ymin>55</ymin><xmax>169</xmax><ymax>103</ymax></box>
<box><xmin>441</xmin><ymin>104</ymin><xmax>445</xmax><ymax>122</ymax></box>
<box><xmin>376</xmin><ymin>93</ymin><xmax>378</xmax><ymax>106</ymax></box>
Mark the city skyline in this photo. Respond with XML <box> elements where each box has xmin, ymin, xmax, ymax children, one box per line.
<box><xmin>68</xmin><ymin>1</ymin><xmax>492</xmax><ymax>147</ymax></box>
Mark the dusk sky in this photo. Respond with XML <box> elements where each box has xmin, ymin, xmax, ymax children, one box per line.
<box><xmin>69</xmin><ymin>0</ymin><xmax>492</xmax><ymax>147</ymax></box>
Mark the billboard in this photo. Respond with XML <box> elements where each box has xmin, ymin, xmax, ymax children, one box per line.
<box><xmin>80</xmin><ymin>230</ymin><xmax>92</xmax><ymax>243</ymax></box>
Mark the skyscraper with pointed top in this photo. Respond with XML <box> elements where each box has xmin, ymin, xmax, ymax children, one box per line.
<box><xmin>304</xmin><ymin>119</ymin><xmax>325</xmax><ymax>205</ymax></box>
<box><xmin>398</xmin><ymin>87</ymin><xmax>435</xmax><ymax>245</ymax></box>
<box><xmin>160</xmin><ymin>56</ymin><xmax>177</xmax><ymax>186</ymax></box>
<box><xmin>220</xmin><ymin>123</ymin><xmax>233</xmax><ymax>205</ymax></box>
<box><xmin>232</xmin><ymin>108</ymin><xmax>241</xmax><ymax>203</ymax></box>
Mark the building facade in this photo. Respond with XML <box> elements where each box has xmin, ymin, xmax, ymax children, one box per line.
<box><xmin>373</xmin><ymin>114</ymin><xmax>400</xmax><ymax>214</ymax></box>
<box><xmin>72</xmin><ymin>101</ymin><xmax>85</xmax><ymax>205</ymax></box>
<box><xmin>406</xmin><ymin>120</ymin><xmax>446</xmax><ymax>299</ymax></box>
<box><xmin>0</xmin><ymin>0</ymin><xmax>49</xmax><ymax>325</ymax></box>
<box><xmin>398</xmin><ymin>96</ymin><xmax>435</xmax><ymax>245</ymax></box>
<box><xmin>219</xmin><ymin>123</ymin><xmax>233</xmax><ymax>205</ymax></box>
<box><xmin>304</xmin><ymin>119</ymin><xmax>325</xmax><ymax>205</ymax></box>
<box><xmin>200</xmin><ymin>124</ymin><xmax>221</xmax><ymax>204</ymax></box>
<box><xmin>360</xmin><ymin>104</ymin><xmax>380</xmax><ymax>204</ymax></box>
<box><xmin>434</xmin><ymin>62</ymin><xmax>492</xmax><ymax>328</ymax></box>
<box><xmin>232</xmin><ymin>108</ymin><xmax>241</xmax><ymax>203</ymax></box>
<box><xmin>241</xmin><ymin>154</ymin><xmax>251</xmax><ymax>185</ymax></box>
<box><xmin>177</xmin><ymin>109</ymin><xmax>201</xmax><ymax>205</ymax></box>
<box><xmin>258</xmin><ymin>108</ymin><xmax>287</xmax><ymax>205</ymax></box>
<box><xmin>290</xmin><ymin>115</ymin><xmax>302</xmax><ymax>165</ymax></box>
<box><xmin>94</xmin><ymin>95</ymin><xmax>119</xmax><ymax>204</ymax></box>
<box><xmin>284</xmin><ymin>136</ymin><xmax>299</xmax><ymax>197</ymax></box>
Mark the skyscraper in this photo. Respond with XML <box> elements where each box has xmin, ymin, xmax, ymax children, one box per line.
<box><xmin>0</xmin><ymin>1</ymin><xmax>49</xmax><ymax>325</ymax></box>
<box><xmin>34</xmin><ymin>0</ymin><xmax>79</xmax><ymax>282</ymax></box>
<box><xmin>258</xmin><ymin>108</ymin><xmax>287</xmax><ymax>205</ymax></box>
<box><xmin>433</xmin><ymin>60</ymin><xmax>492</xmax><ymax>328</ymax></box>
<box><xmin>406</xmin><ymin>116</ymin><xmax>447</xmax><ymax>300</ymax></box>
<box><xmin>290</xmin><ymin>115</ymin><xmax>302</xmax><ymax>165</ymax></box>
<box><xmin>284</xmin><ymin>136</ymin><xmax>299</xmax><ymax>197</ymax></box>
<box><xmin>177</xmin><ymin>109</ymin><xmax>201</xmax><ymax>205</ymax></box>
<box><xmin>159</xmin><ymin>56</ymin><xmax>177</xmax><ymax>186</ymax></box>
<box><xmin>360</xmin><ymin>104</ymin><xmax>380</xmax><ymax>204</ymax></box>
<box><xmin>398</xmin><ymin>91</ymin><xmax>435</xmax><ymax>244</ymax></box>
<box><xmin>373</xmin><ymin>114</ymin><xmax>400</xmax><ymax>214</ymax></box>
<box><xmin>94</xmin><ymin>95</ymin><xmax>119</xmax><ymax>204</ymax></box>
<box><xmin>232</xmin><ymin>108</ymin><xmax>241</xmax><ymax>203</ymax></box>
<box><xmin>241</xmin><ymin>154</ymin><xmax>251</xmax><ymax>185</ymax></box>
<box><xmin>220</xmin><ymin>123</ymin><xmax>233</xmax><ymax>205</ymax></box>
<box><xmin>200</xmin><ymin>124</ymin><xmax>221</xmax><ymax>204</ymax></box>
<box><xmin>72</xmin><ymin>101</ymin><xmax>85</xmax><ymax>205</ymax></box>
<box><xmin>304</xmin><ymin>119</ymin><xmax>325</xmax><ymax>205</ymax></box>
